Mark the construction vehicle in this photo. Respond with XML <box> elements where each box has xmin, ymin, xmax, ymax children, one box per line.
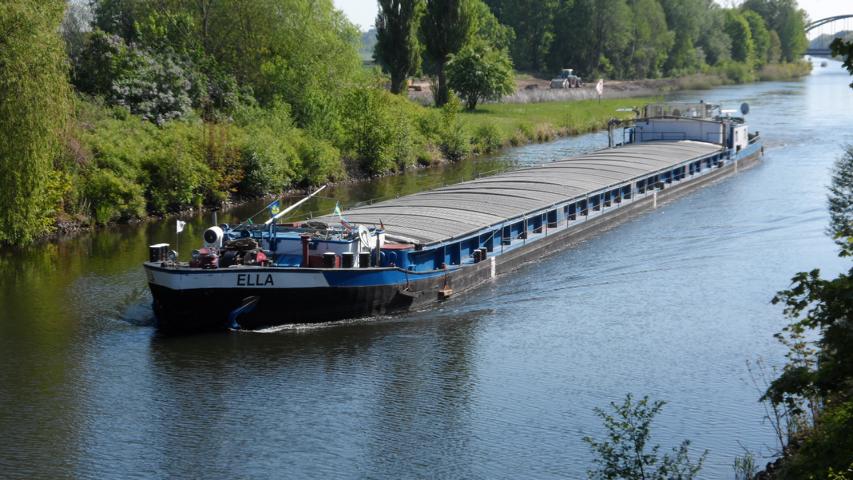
<box><xmin>550</xmin><ymin>68</ymin><xmax>583</xmax><ymax>89</ymax></box>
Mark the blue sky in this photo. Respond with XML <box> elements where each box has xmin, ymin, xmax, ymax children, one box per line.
<box><xmin>333</xmin><ymin>0</ymin><xmax>850</xmax><ymax>33</ymax></box>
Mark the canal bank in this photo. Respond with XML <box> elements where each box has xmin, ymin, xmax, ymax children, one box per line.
<box><xmin>0</xmin><ymin>59</ymin><xmax>850</xmax><ymax>478</ymax></box>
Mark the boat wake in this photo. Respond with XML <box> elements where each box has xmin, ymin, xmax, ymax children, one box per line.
<box><xmin>242</xmin><ymin>315</ymin><xmax>391</xmax><ymax>334</ymax></box>
<box><xmin>120</xmin><ymin>300</ymin><xmax>156</xmax><ymax>327</ymax></box>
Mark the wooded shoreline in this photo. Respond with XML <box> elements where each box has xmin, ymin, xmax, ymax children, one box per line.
<box><xmin>44</xmin><ymin>60</ymin><xmax>814</xmax><ymax>243</ymax></box>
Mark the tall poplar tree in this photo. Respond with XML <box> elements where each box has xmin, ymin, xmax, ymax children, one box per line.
<box><xmin>0</xmin><ymin>1</ymin><xmax>70</xmax><ymax>243</ymax></box>
<box><xmin>724</xmin><ymin>9</ymin><xmax>754</xmax><ymax>63</ymax></box>
<box><xmin>420</xmin><ymin>0</ymin><xmax>475</xmax><ymax>106</ymax></box>
<box><xmin>375</xmin><ymin>0</ymin><xmax>423</xmax><ymax>94</ymax></box>
<box><xmin>742</xmin><ymin>10</ymin><xmax>771</xmax><ymax>66</ymax></box>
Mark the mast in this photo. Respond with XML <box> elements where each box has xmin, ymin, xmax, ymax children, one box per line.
<box><xmin>264</xmin><ymin>185</ymin><xmax>328</xmax><ymax>225</ymax></box>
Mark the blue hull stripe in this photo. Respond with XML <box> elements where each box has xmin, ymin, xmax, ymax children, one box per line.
<box><xmin>321</xmin><ymin>267</ymin><xmax>452</xmax><ymax>287</ymax></box>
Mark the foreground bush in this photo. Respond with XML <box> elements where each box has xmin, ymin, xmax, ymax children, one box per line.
<box><xmin>584</xmin><ymin>394</ymin><xmax>707</xmax><ymax>480</ymax></box>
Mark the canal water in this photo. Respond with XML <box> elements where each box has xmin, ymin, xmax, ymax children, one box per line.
<box><xmin>1</xmin><ymin>60</ymin><xmax>851</xmax><ymax>479</ymax></box>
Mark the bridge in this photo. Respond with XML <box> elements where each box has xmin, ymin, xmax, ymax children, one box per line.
<box><xmin>805</xmin><ymin>15</ymin><xmax>853</xmax><ymax>57</ymax></box>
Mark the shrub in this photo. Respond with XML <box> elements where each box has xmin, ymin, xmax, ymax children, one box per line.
<box><xmin>777</xmin><ymin>400</ymin><xmax>853</xmax><ymax>480</ymax></box>
<box><xmin>141</xmin><ymin>145</ymin><xmax>206</xmax><ymax>214</ymax></box>
<box><xmin>340</xmin><ymin>86</ymin><xmax>400</xmax><ymax>175</ymax></box>
<box><xmin>509</xmin><ymin>129</ymin><xmax>528</xmax><ymax>147</ymax></box>
<box><xmin>718</xmin><ymin>61</ymin><xmax>756</xmax><ymax>84</ymax></box>
<box><xmin>238</xmin><ymin>132</ymin><xmax>299</xmax><ymax>198</ymax></box>
<box><xmin>84</xmin><ymin>168</ymin><xmax>145</xmax><ymax>223</ymax></box>
<box><xmin>584</xmin><ymin>394</ymin><xmax>707</xmax><ymax>480</ymax></box>
<box><xmin>201</xmin><ymin>122</ymin><xmax>243</xmax><ymax>203</ymax></box>
<box><xmin>297</xmin><ymin>137</ymin><xmax>343</xmax><ymax>186</ymax></box>
<box><xmin>416</xmin><ymin>147</ymin><xmax>439</xmax><ymax>167</ymax></box>
<box><xmin>472</xmin><ymin>123</ymin><xmax>503</xmax><ymax>154</ymax></box>
<box><xmin>414</xmin><ymin>107</ymin><xmax>443</xmax><ymax>141</ymax></box>
<box><xmin>436</xmin><ymin>96</ymin><xmax>470</xmax><ymax>161</ymax></box>
<box><xmin>236</xmin><ymin>103</ymin><xmax>301</xmax><ymax>196</ymax></box>
<box><xmin>129</xmin><ymin>120</ymin><xmax>215</xmax><ymax>213</ymax></box>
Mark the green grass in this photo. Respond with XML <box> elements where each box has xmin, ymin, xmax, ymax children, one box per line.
<box><xmin>461</xmin><ymin>96</ymin><xmax>660</xmax><ymax>147</ymax></box>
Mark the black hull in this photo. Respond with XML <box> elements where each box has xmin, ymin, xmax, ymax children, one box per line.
<box><xmin>150</xmin><ymin>149</ymin><xmax>761</xmax><ymax>332</ymax></box>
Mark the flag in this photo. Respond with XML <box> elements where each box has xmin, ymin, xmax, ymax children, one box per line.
<box><xmin>595</xmin><ymin>78</ymin><xmax>604</xmax><ymax>96</ymax></box>
<box><xmin>268</xmin><ymin>199</ymin><xmax>281</xmax><ymax>216</ymax></box>
<box><xmin>176</xmin><ymin>220</ymin><xmax>186</xmax><ymax>234</ymax></box>
<box><xmin>333</xmin><ymin>202</ymin><xmax>353</xmax><ymax>231</ymax></box>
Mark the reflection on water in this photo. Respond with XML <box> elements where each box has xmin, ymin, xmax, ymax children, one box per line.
<box><xmin>1</xmin><ymin>59</ymin><xmax>852</xmax><ymax>479</ymax></box>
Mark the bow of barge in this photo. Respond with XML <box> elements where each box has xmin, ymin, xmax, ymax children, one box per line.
<box><xmin>144</xmin><ymin>102</ymin><xmax>764</xmax><ymax>331</ymax></box>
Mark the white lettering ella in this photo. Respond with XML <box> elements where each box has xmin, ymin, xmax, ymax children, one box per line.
<box><xmin>237</xmin><ymin>273</ymin><xmax>274</xmax><ymax>287</ymax></box>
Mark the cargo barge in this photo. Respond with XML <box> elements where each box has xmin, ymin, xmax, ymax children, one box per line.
<box><xmin>144</xmin><ymin>102</ymin><xmax>763</xmax><ymax>331</ymax></box>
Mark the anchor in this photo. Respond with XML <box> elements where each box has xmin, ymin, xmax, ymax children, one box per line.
<box><xmin>227</xmin><ymin>296</ymin><xmax>260</xmax><ymax>330</ymax></box>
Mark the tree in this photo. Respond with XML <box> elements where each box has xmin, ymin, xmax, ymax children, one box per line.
<box><xmin>375</xmin><ymin>0</ymin><xmax>423</xmax><ymax>95</ymax></box>
<box><xmin>768</xmin><ymin>29</ymin><xmax>783</xmax><ymax>63</ymax></box>
<box><xmin>0</xmin><ymin>1</ymin><xmax>70</xmax><ymax>244</ymax></box>
<box><xmin>776</xmin><ymin>5</ymin><xmax>807</xmax><ymax>62</ymax></box>
<box><xmin>483</xmin><ymin>0</ymin><xmax>557</xmax><ymax>72</ymax></box>
<box><xmin>61</xmin><ymin>0</ymin><xmax>92</xmax><ymax>76</ymax></box>
<box><xmin>696</xmin><ymin>6</ymin><xmax>732</xmax><ymax>66</ymax></box>
<box><xmin>589</xmin><ymin>0</ymin><xmax>632</xmax><ymax>78</ymax></box>
<box><xmin>446</xmin><ymin>41</ymin><xmax>515</xmax><ymax>110</ymax></box>
<box><xmin>659</xmin><ymin>0</ymin><xmax>705</xmax><ymax>74</ymax></box>
<box><xmin>547</xmin><ymin>0</ymin><xmax>632</xmax><ymax>78</ymax></box>
<box><xmin>724</xmin><ymin>10</ymin><xmax>754</xmax><ymax>63</ymax></box>
<box><xmin>741</xmin><ymin>0</ymin><xmax>807</xmax><ymax>62</ymax></box>
<box><xmin>624</xmin><ymin>0</ymin><xmax>674</xmax><ymax>79</ymax></box>
<box><xmin>831</xmin><ymin>38</ymin><xmax>853</xmax><ymax>89</ymax></box>
<box><xmin>549</xmin><ymin>0</ymin><xmax>597</xmax><ymax>75</ymax></box>
<box><xmin>471</xmin><ymin>0</ymin><xmax>515</xmax><ymax>52</ymax></box>
<box><xmin>85</xmin><ymin>0</ymin><xmax>363</xmax><ymax>127</ymax></box>
<box><xmin>92</xmin><ymin>0</ymin><xmax>146</xmax><ymax>41</ymax></box>
<box><xmin>584</xmin><ymin>394</ymin><xmax>707</xmax><ymax>480</ymax></box>
<box><xmin>420</xmin><ymin>0</ymin><xmax>476</xmax><ymax>106</ymax></box>
<box><xmin>742</xmin><ymin>10</ymin><xmax>771</xmax><ymax>66</ymax></box>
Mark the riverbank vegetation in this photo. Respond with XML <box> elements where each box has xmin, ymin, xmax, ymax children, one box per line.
<box><xmin>1</xmin><ymin>0</ymin><xmax>812</xmax><ymax>244</ymax></box>
<box><xmin>750</xmin><ymin>45</ymin><xmax>853</xmax><ymax>480</ymax></box>
<box><xmin>758</xmin><ymin>146</ymin><xmax>853</xmax><ymax>479</ymax></box>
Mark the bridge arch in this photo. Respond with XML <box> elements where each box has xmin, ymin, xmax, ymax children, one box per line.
<box><xmin>805</xmin><ymin>15</ymin><xmax>853</xmax><ymax>56</ymax></box>
<box><xmin>805</xmin><ymin>15</ymin><xmax>853</xmax><ymax>33</ymax></box>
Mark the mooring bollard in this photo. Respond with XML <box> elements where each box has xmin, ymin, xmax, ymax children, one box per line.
<box><xmin>653</xmin><ymin>191</ymin><xmax>658</xmax><ymax>209</ymax></box>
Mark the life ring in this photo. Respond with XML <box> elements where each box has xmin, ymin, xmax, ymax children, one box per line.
<box><xmin>358</xmin><ymin>225</ymin><xmax>371</xmax><ymax>248</ymax></box>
